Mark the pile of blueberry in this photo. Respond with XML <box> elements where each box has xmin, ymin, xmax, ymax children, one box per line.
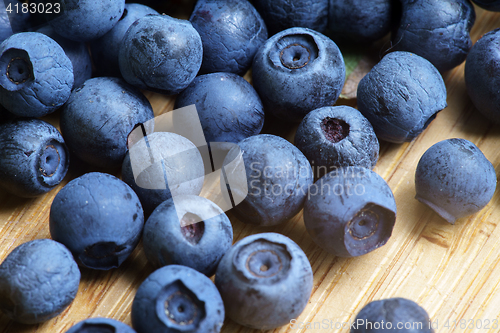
<box><xmin>0</xmin><ymin>0</ymin><xmax>498</xmax><ymax>332</ymax></box>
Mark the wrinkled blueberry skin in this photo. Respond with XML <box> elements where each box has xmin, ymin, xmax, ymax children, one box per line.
<box><xmin>0</xmin><ymin>239</ymin><xmax>80</xmax><ymax>324</ymax></box>
<box><xmin>252</xmin><ymin>27</ymin><xmax>345</xmax><ymax>122</ymax></box>
<box><xmin>60</xmin><ymin>77</ymin><xmax>154</xmax><ymax>169</ymax></box>
<box><xmin>119</xmin><ymin>15</ymin><xmax>203</xmax><ymax>95</ymax></box>
<box><xmin>224</xmin><ymin>134</ymin><xmax>313</xmax><ymax>226</ymax></box>
<box><xmin>0</xmin><ymin>32</ymin><xmax>73</xmax><ymax>117</ymax></box>
<box><xmin>464</xmin><ymin>28</ymin><xmax>500</xmax><ymax>123</ymax></box>
<box><xmin>37</xmin><ymin>25</ymin><xmax>92</xmax><ymax>89</ymax></box>
<box><xmin>66</xmin><ymin>317</ymin><xmax>137</xmax><ymax>333</ymax></box>
<box><xmin>50</xmin><ymin>172</ymin><xmax>145</xmax><ymax>270</ymax></box>
<box><xmin>132</xmin><ymin>265</ymin><xmax>225</xmax><ymax>333</ymax></box>
<box><xmin>328</xmin><ymin>0</ymin><xmax>393</xmax><ymax>44</ymax></box>
<box><xmin>121</xmin><ymin>132</ymin><xmax>205</xmax><ymax>216</ymax></box>
<box><xmin>415</xmin><ymin>138</ymin><xmax>496</xmax><ymax>224</ymax></box>
<box><xmin>190</xmin><ymin>0</ymin><xmax>267</xmax><ymax>75</ymax></box>
<box><xmin>0</xmin><ymin>118</ymin><xmax>69</xmax><ymax>197</ymax></box>
<box><xmin>175</xmin><ymin>72</ymin><xmax>265</xmax><ymax>144</ymax></box>
<box><xmin>471</xmin><ymin>0</ymin><xmax>500</xmax><ymax>10</ymax></box>
<box><xmin>215</xmin><ymin>232</ymin><xmax>313</xmax><ymax>330</ymax></box>
<box><xmin>294</xmin><ymin>106</ymin><xmax>379</xmax><ymax>180</ymax></box>
<box><xmin>143</xmin><ymin>195</ymin><xmax>233</xmax><ymax>276</ymax></box>
<box><xmin>304</xmin><ymin>166</ymin><xmax>396</xmax><ymax>257</ymax></box>
<box><xmin>46</xmin><ymin>0</ymin><xmax>125</xmax><ymax>42</ymax></box>
<box><xmin>392</xmin><ymin>0</ymin><xmax>475</xmax><ymax>72</ymax></box>
<box><xmin>91</xmin><ymin>3</ymin><xmax>159</xmax><ymax>77</ymax></box>
<box><xmin>357</xmin><ymin>51</ymin><xmax>447</xmax><ymax>143</ymax></box>
<box><xmin>351</xmin><ymin>298</ymin><xmax>433</xmax><ymax>333</ymax></box>
<box><xmin>252</xmin><ymin>0</ymin><xmax>328</xmax><ymax>35</ymax></box>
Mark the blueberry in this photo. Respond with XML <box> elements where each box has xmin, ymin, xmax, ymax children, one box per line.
<box><xmin>357</xmin><ymin>51</ymin><xmax>447</xmax><ymax>143</ymax></box>
<box><xmin>415</xmin><ymin>138</ymin><xmax>496</xmax><ymax>224</ymax></box>
<box><xmin>464</xmin><ymin>28</ymin><xmax>500</xmax><ymax>123</ymax></box>
<box><xmin>0</xmin><ymin>32</ymin><xmax>73</xmax><ymax>117</ymax></box>
<box><xmin>65</xmin><ymin>317</ymin><xmax>137</xmax><ymax>333</ymax></box>
<box><xmin>174</xmin><ymin>72</ymin><xmax>265</xmax><ymax>144</ymax></box>
<box><xmin>121</xmin><ymin>131</ymin><xmax>205</xmax><ymax>216</ymax></box>
<box><xmin>392</xmin><ymin>0</ymin><xmax>475</xmax><ymax>72</ymax></box>
<box><xmin>131</xmin><ymin>265</ymin><xmax>224</xmax><ymax>333</ymax></box>
<box><xmin>304</xmin><ymin>166</ymin><xmax>396</xmax><ymax>257</ymax></box>
<box><xmin>223</xmin><ymin>134</ymin><xmax>313</xmax><ymax>226</ymax></box>
<box><xmin>119</xmin><ymin>14</ymin><xmax>203</xmax><ymax>95</ymax></box>
<box><xmin>351</xmin><ymin>298</ymin><xmax>433</xmax><ymax>333</ymax></box>
<box><xmin>50</xmin><ymin>172</ymin><xmax>144</xmax><ymax>270</ymax></box>
<box><xmin>36</xmin><ymin>25</ymin><xmax>92</xmax><ymax>89</ymax></box>
<box><xmin>215</xmin><ymin>232</ymin><xmax>313</xmax><ymax>330</ymax></box>
<box><xmin>470</xmin><ymin>0</ymin><xmax>500</xmax><ymax>11</ymax></box>
<box><xmin>60</xmin><ymin>77</ymin><xmax>154</xmax><ymax>169</ymax></box>
<box><xmin>190</xmin><ymin>0</ymin><xmax>267</xmax><ymax>75</ymax></box>
<box><xmin>143</xmin><ymin>195</ymin><xmax>233</xmax><ymax>276</ymax></box>
<box><xmin>0</xmin><ymin>239</ymin><xmax>80</xmax><ymax>324</ymax></box>
<box><xmin>90</xmin><ymin>3</ymin><xmax>159</xmax><ymax>77</ymax></box>
<box><xmin>252</xmin><ymin>27</ymin><xmax>345</xmax><ymax>122</ymax></box>
<box><xmin>294</xmin><ymin>105</ymin><xmax>379</xmax><ymax>180</ymax></box>
<box><xmin>328</xmin><ymin>0</ymin><xmax>393</xmax><ymax>44</ymax></box>
<box><xmin>252</xmin><ymin>0</ymin><xmax>328</xmax><ymax>35</ymax></box>
<box><xmin>0</xmin><ymin>118</ymin><xmax>69</xmax><ymax>197</ymax></box>
<box><xmin>46</xmin><ymin>0</ymin><xmax>125</xmax><ymax>42</ymax></box>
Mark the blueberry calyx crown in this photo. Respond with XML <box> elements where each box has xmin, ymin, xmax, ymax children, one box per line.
<box><xmin>348</xmin><ymin>208</ymin><xmax>379</xmax><ymax>240</ymax></box>
<box><xmin>7</xmin><ymin>56</ymin><xmax>32</xmax><ymax>84</ymax></box>
<box><xmin>39</xmin><ymin>144</ymin><xmax>60</xmax><ymax>177</ymax></box>
<box><xmin>321</xmin><ymin>117</ymin><xmax>349</xmax><ymax>143</ymax></box>
<box><xmin>273</xmin><ymin>34</ymin><xmax>319</xmax><ymax>71</ymax></box>
<box><xmin>234</xmin><ymin>239</ymin><xmax>292</xmax><ymax>283</ymax></box>
<box><xmin>37</xmin><ymin>139</ymin><xmax>69</xmax><ymax>188</ymax></box>
<box><xmin>180</xmin><ymin>212</ymin><xmax>204</xmax><ymax>245</ymax></box>
<box><xmin>80</xmin><ymin>242</ymin><xmax>127</xmax><ymax>270</ymax></box>
<box><xmin>343</xmin><ymin>203</ymin><xmax>395</xmax><ymax>256</ymax></box>
<box><xmin>158</xmin><ymin>280</ymin><xmax>206</xmax><ymax>329</ymax></box>
<box><xmin>280</xmin><ymin>43</ymin><xmax>311</xmax><ymax>69</ymax></box>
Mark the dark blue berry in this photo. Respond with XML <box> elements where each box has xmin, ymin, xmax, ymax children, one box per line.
<box><xmin>37</xmin><ymin>25</ymin><xmax>92</xmax><ymax>89</ymax></box>
<box><xmin>252</xmin><ymin>27</ymin><xmax>345</xmax><ymax>122</ymax></box>
<box><xmin>65</xmin><ymin>317</ymin><xmax>137</xmax><ymax>333</ymax></box>
<box><xmin>215</xmin><ymin>232</ymin><xmax>313</xmax><ymax>330</ymax></box>
<box><xmin>121</xmin><ymin>131</ymin><xmax>205</xmax><ymax>216</ymax></box>
<box><xmin>464</xmin><ymin>28</ymin><xmax>500</xmax><ymax>123</ymax></box>
<box><xmin>0</xmin><ymin>118</ymin><xmax>69</xmax><ymax>197</ymax></box>
<box><xmin>357</xmin><ymin>51</ymin><xmax>447</xmax><ymax>143</ymax></box>
<box><xmin>50</xmin><ymin>172</ymin><xmax>144</xmax><ymax>270</ymax></box>
<box><xmin>0</xmin><ymin>239</ymin><xmax>80</xmax><ymax>324</ymax></box>
<box><xmin>190</xmin><ymin>0</ymin><xmax>267</xmax><ymax>75</ymax></box>
<box><xmin>294</xmin><ymin>106</ymin><xmax>379</xmax><ymax>180</ymax></box>
<box><xmin>119</xmin><ymin>14</ymin><xmax>202</xmax><ymax>95</ymax></box>
<box><xmin>415</xmin><ymin>138</ymin><xmax>497</xmax><ymax>224</ymax></box>
<box><xmin>328</xmin><ymin>0</ymin><xmax>393</xmax><ymax>44</ymax></box>
<box><xmin>351</xmin><ymin>298</ymin><xmax>433</xmax><ymax>333</ymax></box>
<box><xmin>0</xmin><ymin>32</ymin><xmax>73</xmax><ymax>117</ymax></box>
<box><xmin>223</xmin><ymin>134</ymin><xmax>313</xmax><ymax>226</ymax></box>
<box><xmin>90</xmin><ymin>3</ymin><xmax>159</xmax><ymax>77</ymax></box>
<box><xmin>392</xmin><ymin>0</ymin><xmax>475</xmax><ymax>72</ymax></box>
<box><xmin>46</xmin><ymin>0</ymin><xmax>125</xmax><ymax>42</ymax></box>
<box><xmin>304</xmin><ymin>166</ymin><xmax>396</xmax><ymax>257</ymax></box>
<box><xmin>252</xmin><ymin>0</ymin><xmax>328</xmax><ymax>35</ymax></box>
<box><xmin>131</xmin><ymin>265</ymin><xmax>224</xmax><ymax>333</ymax></box>
<box><xmin>174</xmin><ymin>72</ymin><xmax>265</xmax><ymax>144</ymax></box>
<box><xmin>143</xmin><ymin>195</ymin><xmax>233</xmax><ymax>276</ymax></box>
<box><xmin>60</xmin><ymin>77</ymin><xmax>154</xmax><ymax>169</ymax></box>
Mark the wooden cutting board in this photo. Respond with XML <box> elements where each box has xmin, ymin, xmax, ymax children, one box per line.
<box><xmin>1</xmin><ymin>4</ymin><xmax>500</xmax><ymax>333</ymax></box>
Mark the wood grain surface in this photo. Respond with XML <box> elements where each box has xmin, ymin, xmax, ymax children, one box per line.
<box><xmin>1</xmin><ymin>4</ymin><xmax>500</xmax><ymax>333</ymax></box>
